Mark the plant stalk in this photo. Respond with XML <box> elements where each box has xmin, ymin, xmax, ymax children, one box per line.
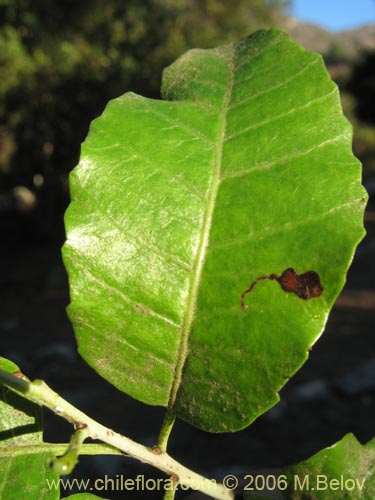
<box><xmin>0</xmin><ymin>369</ymin><xmax>233</xmax><ymax>500</ymax></box>
<box><xmin>158</xmin><ymin>408</ymin><xmax>176</xmax><ymax>453</ymax></box>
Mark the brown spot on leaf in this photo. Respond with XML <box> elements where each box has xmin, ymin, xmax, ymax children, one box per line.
<box><xmin>241</xmin><ymin>267</ymin><xmax>323</xmax><ymax>310</ymax></box>
<box><xmin>278</xmin><ymin>268</ymin><xmax>323</xmax><ymax>299</ymax></box>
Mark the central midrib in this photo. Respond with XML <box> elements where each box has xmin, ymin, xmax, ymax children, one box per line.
<box><xmin>166</xmin><ymin>46</ymin><xmax>237</xmax><ymax>412</ymax></box>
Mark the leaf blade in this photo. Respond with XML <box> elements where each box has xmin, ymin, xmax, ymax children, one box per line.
<box><xmin>0</xmin><ymin>382</ymin><xmax>60</xmax><ymax>500</ymax></box>
<box><xmin>283</xmin><ymin>434</ymin><xmax>375</xmax><ymax>499</ymax></box>
<box><xmin>63</xmin><ymin>29</ymin><xmax>367</xmax><ymax>432</ymax></box>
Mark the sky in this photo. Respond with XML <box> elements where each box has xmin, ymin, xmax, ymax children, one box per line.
<box><xmin>290</xmin><ymin>0</ymin><xmax>375</xmax><ymax>32</ymax></box>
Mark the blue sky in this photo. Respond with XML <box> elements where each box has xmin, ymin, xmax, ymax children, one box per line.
<box><xmin>289</xmin><ymin>0</ymin><xmax>375</xmax><ymax>32</ymax></box>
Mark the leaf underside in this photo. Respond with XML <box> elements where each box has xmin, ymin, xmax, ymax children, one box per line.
<box><xmin>0</xmin><ymin>362</ymin><xmax>59</xmax><ymax>499</ymax></box>
<box><xmin>283</xmin><ymin>434</ymin><xmax>375</xmax><ymax>499</ymax></box>
<box><xmin>64</xmin><ymin>495</ymin><xmax>109</xmax><ymax>500</ymax></box>
<box><xmin>63</xmin><ymin>29</ymin><xmax>367</xmax><ymax>432</ymax></box>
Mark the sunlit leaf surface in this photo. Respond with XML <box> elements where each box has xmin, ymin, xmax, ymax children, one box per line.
<box><xmin>64</xmin><ymin>29</ymin><xmax>367</xmax><ymax>431</ymax></box>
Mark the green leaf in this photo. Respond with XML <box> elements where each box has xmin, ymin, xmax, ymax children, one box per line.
<box><xmin>0</xmin><ymin>356</ymin><xmax>20</xmax><ymax>374</ymax></box>
<box><xmin>0</xmin><ymin>384</ymin><xmax>60</xmax><ymax>499</ymax></box>
<box><xmin>63</xmin><ymin>29</ymin><xmax>367</xmax><ymax>432</ymax></box>
<box><xmin>283</xmin><ymin>434</ymin><xmax>375</xmax><ymax>499</ymax></box>
<box><xmin>64</xmin><ymin>495</ymin><xmax>109</xmax><ymax>500</ymax></box>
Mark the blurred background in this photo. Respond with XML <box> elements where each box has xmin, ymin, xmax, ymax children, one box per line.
<box><xmin>1</xmin><ymin>1</ymin><xmax>374</xmax><ymax>498</ymax></box>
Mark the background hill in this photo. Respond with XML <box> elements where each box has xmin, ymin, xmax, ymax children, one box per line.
<box><xmin>281</xmin><ymin>18</ymin><xmax>374</xmax><ymax>57</ymax></box>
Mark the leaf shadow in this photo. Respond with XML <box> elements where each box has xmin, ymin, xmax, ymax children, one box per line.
<box><xmin>0</xmin><ymin>387</ymin><xmax>41</xmax><ymax>443</ymax></box>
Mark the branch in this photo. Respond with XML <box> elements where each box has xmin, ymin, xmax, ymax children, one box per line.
<box><xmin>0</xmin><ymin>369</ymin><xmax>233</xmax><ymax>500</ymax></box>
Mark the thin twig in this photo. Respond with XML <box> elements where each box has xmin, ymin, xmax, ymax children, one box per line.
<box><xmin>0</xmin><ymin>370</ymin><xmax>233</xmax><ymax>500</ymax></box>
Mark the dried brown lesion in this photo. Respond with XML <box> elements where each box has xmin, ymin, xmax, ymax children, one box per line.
<box><xmin>240</xmin><ymin>267</ymin><xmax>323</xmax><ymax>310</ymax></box>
